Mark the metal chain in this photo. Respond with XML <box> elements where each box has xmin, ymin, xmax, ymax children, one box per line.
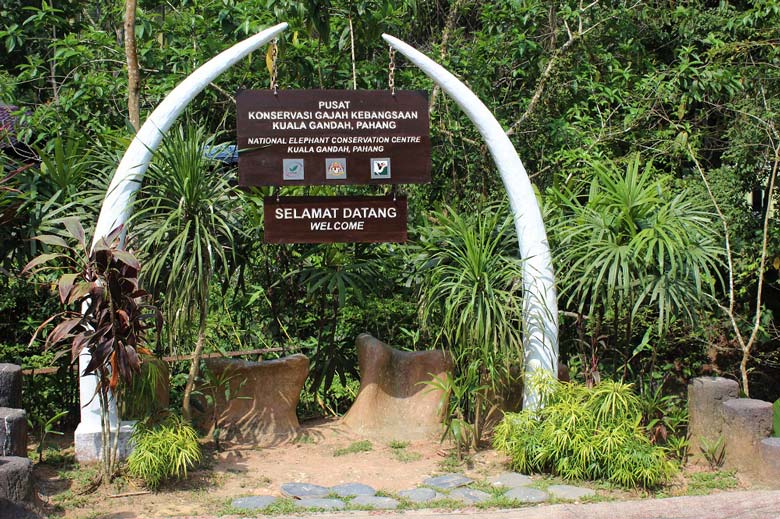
<box><xmin>270</xmin><ymin>39</ymin><xmax>279</xmax><ymax>95</ymax></box>
<box><xmin>388</xmin><ymin>46</ymin><xmax>396</xmax><ymax>96</ymax></box>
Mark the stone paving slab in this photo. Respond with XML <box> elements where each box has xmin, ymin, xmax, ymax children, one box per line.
<box><xmin>189</xmin><ymin>490</ymin><xmax>780</xmax><ymax>519</ymax></box>
<box><xmin>489</xmin><ymin>472</ymin><xmax>533</xmax><ymax>488</ymax></box>
<box><xmin>504</xmin><ymin>486</ymin><xmax>549</xmax><ymax>503</ymax></box>
<box><xmin>423</xmin><ymin>473</ymin><xmax>473</xmax><ymax>490</ymax></box>
<box><xmin>449</xmin><ymin>487</ymin><xmax>492</xmax><ymax>504</ymax></box>
<box><xmin>350</xmin><ymin>495</ymin><xmax>400</xmax><ymax>509</ymax></box>
<box><xmin>399</xmin><ymin>487</ymin><xmax>439</xmax><ymax>503</ymax></box>
<box><xmin>330</xmin><ymin>483</ymin><xmax>376</xmax><ymax>497</ymax></box>
<box><xmin>292</xmin><ymin>498</ymin><xmax>346</xmax><ymax>510</ymax></box>
<box><xmin>547</xmin><ymin>484</ymin><xmax>596</xmax><ymax>500</ymax></box>
<box><xmin>280</xmin><ymin>482</ymin><xmax>330</xmax><ymax>498</ymax></box>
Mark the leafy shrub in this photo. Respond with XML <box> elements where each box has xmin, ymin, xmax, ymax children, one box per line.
<box><xmin>127</xmin><ymin>415</ymin><xmax>201</xmax><ymax>489</ymax></box>
<box><xmin>493</xmin><ymin>376</ymin><xmax>676</xmax><ymax>488</ymax></box>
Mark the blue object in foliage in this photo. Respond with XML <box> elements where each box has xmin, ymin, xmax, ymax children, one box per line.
<box><xmin>202</xmin><ymin>144</ymin><xmax>238</xmax><ymax>164</ymax></box>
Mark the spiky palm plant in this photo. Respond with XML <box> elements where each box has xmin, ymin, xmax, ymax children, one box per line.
<box><xmin>413</xmin><ymin>203</ymin><xmax>525</xmax><ymax>446</ymax></box>
<box><xmin>131</xmin><ymin>124</ymin><xmax>239</xmax><ymax>420</ymax></box>
<box><xmin>549</xmin><ymin>154</ymin><xmax>723</xmax><ymax>375</ymax></box>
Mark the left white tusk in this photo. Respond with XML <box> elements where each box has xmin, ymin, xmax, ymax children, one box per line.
<box><xmin>92</xmin><ymin>22</ymin><xmax>289</xmax><ymax>250</ymax></box>
<box><xmin>382</xmin><ymin>34</ymin><xmax>559</xmax><ymax>410</ymax></box>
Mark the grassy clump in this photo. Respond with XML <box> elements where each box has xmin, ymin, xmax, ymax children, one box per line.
<box><xmin>686</xmin><ymin>470</ymin><xmax>739</xmax><ymax>495</ymax></box>
<box><xmin>494</xmin><ymin>377</ymin><xmax>676</xmax><ymax>489</ymax></box>
<box><xmin>388</xmin><ymin>440</ymin><xmax>422</xmax><ymax>462</ymax></box>
<box><xmin>127</xmin><ymin>415</ymin><xmax>202</xmax><ymax>489</ymax></box>
<box><xmin>333</xmin><ymin>440</ymin><xmax>373</xmax><ymax>457</ymax></box>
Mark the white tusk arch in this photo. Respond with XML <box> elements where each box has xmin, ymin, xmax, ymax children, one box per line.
<box><xmin>382</xmin><ymin>34</ymin><xmax>558</xmax><ymax>409</ymax></box>
<box><xmin>91</xmin><ymin>22</ymin><xmax>289</xmax><ymax>249</ymax></box>
<box><xmin>76</xmin><ymin>23</ymin><xmax>288</xmax><ymax>463</ymax></box>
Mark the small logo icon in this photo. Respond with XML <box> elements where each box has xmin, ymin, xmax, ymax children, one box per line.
<box><xmin>326</xmin><ymin>158</ymin><xmax>347</xmax><ymax>179</ymax></box>
<box><xmin>283</xmin><ymin>159</ymin><xmax>305</xmax><ymax>180</ymax></box>
<box><xmin>370</xmin><ymin>158</ymin><xmax>391</xmax><ymax>179</ymax></box>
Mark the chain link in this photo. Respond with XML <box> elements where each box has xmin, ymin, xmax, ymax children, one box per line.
<box><xmin>270</xmin><ymin>39</ymin><xmax>279</xmax><ymax>95</ymax></box>
<box><xmin>388</xmin><ymin>46</ymin><xmax>396</xmax><ymax>96</ymax></box>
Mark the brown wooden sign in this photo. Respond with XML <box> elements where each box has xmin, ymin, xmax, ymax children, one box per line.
<box><xmin>264</xmin><ymin>195</ymin><xmax>407</xmax><ymax>243</ymax></box>
<box><xmin>238</xmin><ymin>90</ymin><xmax>430</xmax><ymax>186</ymax></box>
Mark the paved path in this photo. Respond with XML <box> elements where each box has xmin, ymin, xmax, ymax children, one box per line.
<box><xmin>166</xmin><ymin>490</ymin><xmax>780</xmax><ymax>519</ymax></box>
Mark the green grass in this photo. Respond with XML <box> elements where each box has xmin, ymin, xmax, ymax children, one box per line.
<box><xmin>686</xmin><ymin>470</ymin><xmax>739</xmax><ymax>495</ymax></box>
<box><xmin>388</xmin><ymin>440</ymin><xmax>422</xmax><ymax>462</ymax></box>
<box><xmin>333</xmin><ymin>440</ymin><xmax>373</xmax><ymax>456</ymax></box>
<box><xmin>294</xmin><ymin>434</ymin><xmax>316</xmax><ymax>444</ymax></box>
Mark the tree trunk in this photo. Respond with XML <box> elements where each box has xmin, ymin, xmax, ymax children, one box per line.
<box><xmin>124</xmin><ymin>0</ymin><xmax>140</xmax><ymax>131</ymax></box>
<box><xmin>182</xmin><ymin>307</ymin><xmax>208</xmax><ymax>422</ymax></box>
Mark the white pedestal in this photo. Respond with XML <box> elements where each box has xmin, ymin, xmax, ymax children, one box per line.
<box><xmin>74</xmin><ymin>349</ymin><xmax>135</xmax><ymax>463</ymax></box>
<box><xmin>74</xmin><ymin>420</ymin><xmax>134</xmax><ymax>463</ymax></box>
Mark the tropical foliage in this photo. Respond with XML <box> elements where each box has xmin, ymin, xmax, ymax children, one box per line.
<box><xmin>22</xmin><ymin>219</ymin><xmax>161</xmax><ymax>479</ymax></box>
<box><xmin>1</xmin><ymin>0</ymin><xmax>780</xmax><ymax>491</ymax></box>
<box><xmin>127</xmin><ymin>414</ymin><xmax>202</xmax><ymax>489</ymax></box>
<box><xmin>494</xmin><ymin>375</ymin><xmax>678</xmax><ymax>488</ymax></box>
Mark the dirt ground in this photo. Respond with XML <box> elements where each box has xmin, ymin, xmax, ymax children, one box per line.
<box><xmin>30</xmin><ymin>417</ymin><xmax>769</xmax><ymax>519</ymax></box>
<box><xmin>34</xmin><ymin>417</ymin><xmax>513</xmax><ymax>519</ymax></box>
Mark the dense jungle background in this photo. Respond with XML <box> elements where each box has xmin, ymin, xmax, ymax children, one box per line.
<box><xmin>1</xmin><ymin>0</ymin><xmax>779</xmax><ymax>444</ymax></box>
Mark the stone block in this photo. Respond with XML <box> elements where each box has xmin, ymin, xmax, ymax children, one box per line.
<box><xmin>687</xmin><ymin>376</ymin><xmax>739</xmax><ymax>463</ymax></box>
<box><xmin>194</xmin><ymin>354</ymin><xmax>309</xmax><ymax>444</ymax></box>
<box><xmin>721</xmin><ymin>398</ymin><xmax>773</xmax><ymax>476</ymax></box>
<box><xmin>0</xmin><ymin>456</ymin><xmax>33</xmax><ymax>504</ymax></box>
<box><xmin>0</xmin><ymin>364</ymin><xmax>22</xmax><ymax>409</ymax></box>
<box><xmin>759</xmin><ymin>437</ymin><xmax>780</xmax><ymax>486</ymax></box>
<box><xmin>341</xmin><ymin>334</ymin><xmax>453</xmax><ymax>440</ymax></box>
<box><xmin>0</xmin><ymin>408</ymin><xmax>27</xmax><ymax>458</ymax></box>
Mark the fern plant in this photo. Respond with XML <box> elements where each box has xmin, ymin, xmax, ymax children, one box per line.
<box><xmin>493</xmin><ymin>375</ymin><xmax>676</xmax><ymax>488</ymax></box>
<box><xmin>127</xmin><ymin>415</ymin><xmax>202</xmax><ymax>489</ymax></box>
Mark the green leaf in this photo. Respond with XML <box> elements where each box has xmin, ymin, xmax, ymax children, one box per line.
<box><xmin>33</xmin><ymin>234</ymin><xmax>70</xmax><ymax>248</ymax></box>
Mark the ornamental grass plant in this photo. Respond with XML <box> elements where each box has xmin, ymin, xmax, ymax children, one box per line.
<box><xmin>493</xmin><ymin>375</ymin><xmax>676</xmax><ymax>488</ymax></box>
<box><xmin>127</xmin><ymin>414</ymin><xmax>202</xmax><ymax>489</ymax></box>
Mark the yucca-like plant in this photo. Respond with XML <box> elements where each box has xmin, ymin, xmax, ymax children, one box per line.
<box><xmin>412</xmin><ymin>203</ymin><xmax>524</xmax><ymax>447</ymax></box>
<box><xmin>493</xmin><ymin>375</ymin><xmax>676</xmax><ymax>488</ymax></box>
<box><xmin>549</xmin><ymin>154</ymin><xmax>722</xmax><ymax>338</ymax></box>
<box><xmin>127</xmin><ymin>414</ymin><xmax>202</xmax><ymax>489</ymax></box>
<box><xmin>132</xmin><ymin>124</ymin><xmax>239</xmax><ymax>420</ymax></box>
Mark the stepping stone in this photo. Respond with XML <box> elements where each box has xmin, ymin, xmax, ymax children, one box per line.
<box><xmin>281</xmin><ymin>482</ymin><xmax>329</xmax><ymax>498</ymax></box>
<box><xmin>547</xmin><ymin>484</ymin><xmax>596</xmax><ymax>500</ymax></box>
<box><xmin>489</xmin><ymin>472</ymin><xmax>532</xmax><ymax>488</ymax></box>
<box><xmin>293</xmin><ymin>498</ymin><xmax>346</xmax><ymax>510</ymax></box>
<box><xmin>504</xmin><ymin>487</ymin><xmax>549</xmax><ymax>503</ymax></box>
<box><xmin>399</xmin><ymin>487</ymin><xmax>438</xmax><ymax>503</ymax></box>
<box><xmin>449</xmin><ymin>487</ymin><xmax>492</xmax><ymax>504</ymax></box>
<box><xmin>231</xmin><ymin>495</ymin><xmax>277</xmax><ymax>510</ymax></box>
<box><xmin>330</xmin><ymin>482</ymin><xmax>376</xmax><ymax>497</ymax></box>
<box><xmin>423</xmin><ymin>473</ymin><xmax>472</xmax><ymax>490</ymax></box>
<box><xmin>351</xmin><ymin>495</ymin><xmax>400</xmax><ymax>509</ymax></box>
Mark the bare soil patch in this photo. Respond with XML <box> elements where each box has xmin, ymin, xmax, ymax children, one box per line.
<box><xmin>34</xmin><ymin>418</ymin><xmax>511</xmax><ymax>519</ymax></box>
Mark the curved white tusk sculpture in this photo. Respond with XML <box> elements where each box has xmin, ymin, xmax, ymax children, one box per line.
<box><xmin>76</xmin><ymin>23</ymin><xmax>288</xmax><ymax>463</ymax></box>
<box><xmin>91</xmin><ymin>22</ymin><xmax>289</xmax><ymax>249</ymax></box>
<box><xmin>382</xmin><ymin>34</ymin><xmax>558</xmax><ymax>409</ymax></box>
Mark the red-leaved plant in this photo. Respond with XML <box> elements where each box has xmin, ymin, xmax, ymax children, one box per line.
<box><xmin>24</xmin><ymin>217</ymin><xmax>161</xmax><ymax>481</ymax></box>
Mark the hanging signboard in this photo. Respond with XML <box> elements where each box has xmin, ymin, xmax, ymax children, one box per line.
<box><xmin>264</xmin><ymin>195</ymin><xmax>407</xmax><ymax>243</ymax></box>
<box><xmin>237</xmin><ymin>90</ymin><xmax>430</xmax><ymax>186</ymax></box>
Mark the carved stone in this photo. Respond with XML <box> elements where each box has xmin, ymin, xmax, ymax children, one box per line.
<box><xmin>0</xmin><ymin>364</ymin><xmax>22</xmax><ymax>409</ymax></box>
<box><xmin>759</xmin><ymin>438</ymin><xmax>780</xmax><ymax>485</ymax></box>
<box><xmin>341</xmin><ymin>334</ymin><xmax>453</xmax><ymax>440</ymax></box>
<box><xmin>0</xmin><ymin>408</ymin><xmax>27</xmax><ymax>458</ymax></box>
<box><xmin>721</xmin><ymin>398</ymin><xmax>773</xmax><ymax>476</ymax></box>
<box><xmin>0</xmin><ymin>456</ymin><xmax>33</xmax><ymax>505</ymax></box>
<box><xmin>195</xmin><ymin>354</ymin><xmax>309</xmax><ymax>444</ymax></box>
<box><xmin>687</xmin><ymin>376</ymin><xmax>739</xmax><ymax>464</ymax></box>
